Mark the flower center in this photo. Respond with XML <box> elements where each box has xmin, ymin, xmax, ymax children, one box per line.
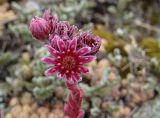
<box><xmin>62</xmin><ymin>56</ymin><xmax>76</xmax><ymax>70</ymax></box>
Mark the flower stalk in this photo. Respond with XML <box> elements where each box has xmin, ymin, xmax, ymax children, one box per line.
<box><xmin>64</xmin><ymin>81</ymin><xmax>84</xmax><ymax>118</ymax></box>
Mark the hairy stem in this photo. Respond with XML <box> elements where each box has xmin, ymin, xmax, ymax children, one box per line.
<box><xmin>64</xmin><ymin>81</ymin><xmax>84</xmax><ymax>118</ymax></box>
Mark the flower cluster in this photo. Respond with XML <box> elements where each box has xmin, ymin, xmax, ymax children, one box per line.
<box><xmin>29</xmin><ymin>9</ymin><xmax>101</xmax><ymax>83</ymax></box>
<box><xmin>29</xmin><ymin>9</ymin><xmax>101</xmax><ymax>118</ymax></box>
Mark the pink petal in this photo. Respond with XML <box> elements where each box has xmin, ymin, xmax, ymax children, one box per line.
<box><xmin>41</xmin><ymin>57</ymin><xmax>56</xmax><ymax>64</ymax></box>
<box><xmin>57</xmin><ymin>39</ymin><xmax>66</xmax><ymax>51</ymax></box>
<box><xmin>44</xmin><ymin>67</ymin><xmax>57</xmax><ymax>76</ymax></box>
<box><xmin>57</xmin><ymin>72</ymin><xmax>64</xmax><ymax>79</ymax></box>
<box><xmin>73</xmin><ymin>73</ymin><xmax>82</xmax><ymax>82</ymax></box>
<box><xmin>78</xmin><ymin>66</ymin><xmax>89</xmax><ymax>73</ymax></box>
<box><xmin>43</xmin><ymin>9</ymin><xmax>51</xmax><ymax>20</ymax></box>
<box><xmin>45</xmin><ymin>45</ymin><xmax>59</xmax><ymax>56</ymax></box>
<box><xmin>50</xmin><ymin>35</ymin><xmax>62</xmax><ymax>51</ymax></box>
<box><xmin>79</xmin><ymin>56</ymin><xmax>96</xmax><ymax>64</ymax></box>
<box><xmin>77</xmin><ymin>47</ymin><xmax>91</xmax><ymax>55</ymax></box>
<box><xmin>69</xmin><ymin>38</ymin><xmax>77</xmax><ymax>51</ymax></box>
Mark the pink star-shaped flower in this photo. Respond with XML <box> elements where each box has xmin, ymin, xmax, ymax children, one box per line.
<box><xmin>41</xmin><ymin>35</ymin><xmax>95</xmax><ymax>82</ymax></box>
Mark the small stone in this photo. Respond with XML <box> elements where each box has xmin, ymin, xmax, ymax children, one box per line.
<box><xmin>129</xmin><ymin>102</ymin><xmax>136</xmax><ymax>109</ymax></box>
<box><xmin>5</xmin><ymin>113</ymin><xmax>13</xmax><ymax>118</ymax></box>
<box><xmin>101</xmin><ymin>102</ymin><xmax>109</xmax><ymax>111</ymax></box>
<box><xmin>112</xmin><ymin>111</ymin><xmax>121</xmax><ymax>118</ymax></box>
<box><xmin>23</xmin><ymin>104</ymin><xmax>31</xmax><ymax>113</ymax></box>
<box><xmin>55</xmin><ymin>86</ymin><xmax>64</xmax><ymax>99</ymax></box>
<box><xmin>52</xmin><ymin>109</ymin><xmax>64</xmax><ymax>118</ymax></box>
<box><xmin>121</xmin><ymin>89</ymin><xmax>128</xmax><ymax>97</ymax></box>
<box><xmin>31</xmin><ymin>103</ymin><xmax>38</xmax><ymax>112</ymax></box>
<box><xmin>30</xmin><ymin>113</ymin><xmax>39</xmax><ymax>118</ymax></box>
<box><xmin>88</xmin><ymin>60</ymin><xmax>97</xmax><ymax>67</ymax></box>
<box><xmin>108</xmin><ymin>72</ymin><xmax>116</xmax><ymax>81</ymax></box>
<box><xmin>11</xmin><ymin>105</ymin><xmax>22</xmax><ymax>117</ymax></box>
<box><xmin>9</xmin><ymin>97</ymin><xmax>19</xmax><ymax>107</ymax></box>
<box><xmin>21</xmin><ymin>92</ymin><xmax>33</xmax><ymax>105</ymax></box>
<box><xmin>131</xmin><ymin>83</ymin><xmax>141</xmax><ymax>92</ymax></box>
<box><xmin>147</xmin><ymin>91</ymin><xmax>155</xmax><ymax>99</ymax></box>
<box><xmin>123</xmin><ymin>107</ymin><xmax>131</xmax><ymax>116</ymax></box>
<box><xmin>21</xmin><ymin>64</ymin><xmax>33</xmax><ymax>80</ymax></box>
<box><xmin>119</xmin><ymin>107</ymin><xmax>130</xmax><ymax>118</ymax></box>
<box><xmin>54</xmin><ymin>100</ymin><xmax>64</xmax><ymax>109</ymax></box>
<box><xmin>132</xmin><ymin>94</ymin><xmax>141</xmax><ymax>104</ymax></box>
<box><xmin>21</xmin><ymin>52</ymin><xmax>30</xmax><ymax>63</ymax></box>
<box><xmin>139</xmin><ymin>68</ymin><xmax>146</xmax><ymax>76</ymax></box>
<box><xmin>117</xmin><ymin>106</ymin><xmax>131</xmax><ymax>117</ymax></box>
<box><xmin>37</xmin><ymin>107</ymin><xmax>49</xmax><ymax>116</ymax></box>
<box><xmin>98</xmin><ymin>59</ymin><xmax>110</xmax><ymax>69</ymax></box>
<box><xmin>40</xmin><ymin>113</ymin><xmax>47</xmax><ymax>118</ymax></box>
<box><xmin>48</xmin><ymin>113</ymin><xmax>56</xmax><ymax>118</ymax></box>
<box><xmin>139</xmin><ymin>92</ymin><xmax>148</xmax><ymax>102</ymax></box>
<box><xmin>121</xmin><ymin>79</ymin><xmax>128</xmax><ymax>87</ymax></box>
<box><xmin>17</xmin><ymin>112</ymin><xmax>29</xmax><ymax>118</ymax></box>
<box><xmin>111</xmin><ymin>85</ymin><xmax>120</xmax><ymax>100</ymax></box>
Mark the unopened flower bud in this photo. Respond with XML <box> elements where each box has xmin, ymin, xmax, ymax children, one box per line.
<box><xmin>78</xmin><ymin>32</ymin><xmax>101</xmax><ymax>55</ymax></box>
<box><xmin>43</xmin><ymin>9</ymin><xmax>58</xmax><ymax>33</ymax></box>
<box><xmin>29</xmin><ymin>17</ymin><xmax>51</xmax><ymax>40</ymax></box>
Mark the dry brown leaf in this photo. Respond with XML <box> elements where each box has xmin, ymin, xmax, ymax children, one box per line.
<box><xmin>0</xmin><ymin>10</ymin><xmax>17</xmax><ymax>25</ymax></box>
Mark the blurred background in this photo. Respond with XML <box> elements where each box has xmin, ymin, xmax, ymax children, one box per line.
<box><xmin>0</xmin><ymin>0</ymin><xmax>160</xmax><ymax>118</ymax></box>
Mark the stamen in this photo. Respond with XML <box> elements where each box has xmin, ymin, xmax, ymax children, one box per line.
<box><xmin>62</xmin><ymin>56</ymin><xmax>76</xmax><ymax>70</ymax></box>
<box><xmin>71</xmin><ymin>71</ymin><xmax>74</xmax><ymax>74</ymax></box>
<box><xmin>57</xmin><ymin>56</ymin><xmax>61</xmax><ymax>59</ymax></box>
<box><xmin>67</xmin><ymin>49</ymin><xmax>70</xmax><ymax>52</ymax></box>
<box><xmin>57</xmin><ymin>63</ymin><xmax>61</xmax><ymax>66</ymax></box>
<box><xmin>79</xmin><ymin>62</ymin><xmax>82</xmax><ymax>65</ymax></box>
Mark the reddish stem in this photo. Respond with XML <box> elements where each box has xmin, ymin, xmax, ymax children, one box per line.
<box><xmin>64</xmin><ymin>81</ymin><xmax>84</xmax><ymax>118</ymax></box>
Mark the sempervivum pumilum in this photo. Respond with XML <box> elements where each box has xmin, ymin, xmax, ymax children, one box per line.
<box><xmin>29</xmin><ymin>9</ymin><xmax>101</xmax><ymax>118</ymax></box>
<box><xmin>41</xmin><ymin>36</ymin><xmax>95</xmax><ymax>82</ymax></box>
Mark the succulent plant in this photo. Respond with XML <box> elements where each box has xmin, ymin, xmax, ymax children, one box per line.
<box><xmin>133</xmin><ymin>96</ymin><xmax>160</xmax><ymax>118</ymax></box>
